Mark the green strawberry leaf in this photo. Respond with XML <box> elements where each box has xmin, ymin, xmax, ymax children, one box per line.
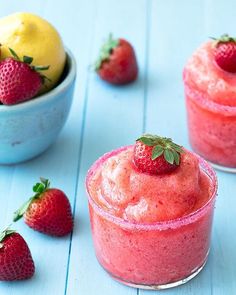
<box><xmin>33</xmin><ymin>183</ymin><xmax>45</xmax><ymax>193</ymax></box>
<box><xmin>164</xmin><ymin>149</ymin><xmax>175</xmax><ymax>164</ymax></box>
<box><xmin>211</xmin><ymin>34</ymin><xmax>236</xmax><ymax>46</ymax></box>
<box><xmin>172</xmin><ymin>149</ymin><xmax>180</xmax><ymax>165</ymax></box>
<box><xmin>23</xmin><ymin>55</ymin><xmax>33</xmax><ymax>64</ymax></box>
<box><xmin>33</xmin><ymin>177</ymin><xmax>50</xmax><ymax>193</ymax></box>
<box><xmin>137</xmin><ymin>134</ymin><xmax>183</xmax><ymax>166</ymax></box>
<box><xmin>94</xmin><ymin>34</ymin><xmax>119</xmax><ymax>71</ymax></box>
<box><xmin>8</xmin><ymin>48</ymin><xmax>49</xmax><ymax>83</ymax></box>
<box><xmin>152</xmin><ymin>145</ymin><xmax>164</xmax><ymax>160</ymax></box>
<box><xmin>13</xmin><ymin>197</ymin><xmax>34</xmax><ymax>222</ymax></box>
<box><xmin>9</xmin><ymin>47</ymin><xmax>20</xmax><ymax>60</ymax></box>
<box><xmin>171</xmin><ymin>143</ymin><xmax>183</xmax><ymax>153</ymax></box>
<box><xmin>33</xmin><ymin>65</ymin><xmax>50</xmax><ymax>71</ymax></box>
<box><xmin>0</xmin><ymin>228</ymin><xmax>16</xmax><ymax>247</ymax></box>
<box><xmin>138</xmin><ymin>136</ymin><xmax>156</xmax><ymax>146</ymax></box>
<box><xmin>40</xmin><ymin>177</ymin><xmax>50</xmax><ymax>188</ymax></box>
<box><xmin>32</xmin><ymin>66</ymin><xmax>50</xmax><ymax>85</ymax></box>
<box><xmin>13</xmin><ymin>177</ymin><xmax>51</xmax><ymax>223</ymax></box>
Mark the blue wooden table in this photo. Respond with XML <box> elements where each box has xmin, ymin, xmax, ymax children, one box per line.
<box><xmin>0</xmin><ymin>0</ymin><xmax>235</xmax><ymax>294</ymax></box>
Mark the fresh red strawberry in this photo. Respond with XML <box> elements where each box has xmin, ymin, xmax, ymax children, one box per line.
<box><xmin>13</xmin><ymin>178</ymin><xmax>73</xmax><ymax>237</ymax></box>
<box><xmin>133</xmin><ymin>134</ymin><xmax>183</xmax><ymax>175</ymax></box>
<box><xmin>0</xmin><ymin>229</ymin><xmax>35</xmax><ymax>281</ymax></box>
<box><xmin>95</xmin><ymin>34</ymin><xmax>138</xmax><ymax>84</ymax></box>
<box><xmin>213</xmin><ymin>34</ymin><xmax>236</xmax><ymax>73</ymax></box>
<box><xmin>0</xmin><ymin>48</ymin><xmax>49</xmax><ymax>105</ymax></box>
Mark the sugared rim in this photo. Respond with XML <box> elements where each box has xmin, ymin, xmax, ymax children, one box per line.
<box><xmin>0</xmin><ymin>47</ymin><xmax>76</xmax><ymax>114</ymax></box>
<box><xmin>85</xmin><ymin>145</ymin><xmax>218</xmax><ymax>231</ymax></box>
<box><xmin>184</xmin><ymin>82</ymin><xmax>236</xmax><ymax>116</ymax></box>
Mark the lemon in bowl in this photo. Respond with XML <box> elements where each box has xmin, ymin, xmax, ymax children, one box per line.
<box><xmin>0</xmin><ymin>13</ymin><xmax>76</xmax><ymax>164</ymax></box>
<box><xmin>0</xmin><ymin>12</ymin><xmax>66</xmax><ymax>92</ymax></box>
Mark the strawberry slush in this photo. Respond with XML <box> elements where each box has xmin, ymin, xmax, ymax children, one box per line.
<box><xmin>86</xmin><ymin>146</ymin><xmax>217</xmax><ymax>288</ymax></box>
<box><xmin>184</xmin><ymin>41</ymin><xmax>236</xmax><ymax>170</ymax></box>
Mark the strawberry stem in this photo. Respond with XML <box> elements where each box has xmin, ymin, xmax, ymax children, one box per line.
<box><xmin>211</xmin><ymin>34</ymin><xmax>236</xmax><ymax>46</ymax></box>
<box><xmin>13</xmin><ymin>178</ymin><xmax>50</xmax><ymax>223</ymax></box>
<box><xmin>0</xmin><ymin>228</ymin><xmax>16</xmax><ymax>248</ymax></box>
<box><xmin>8</xmin><ymin>48</ymin><xmax>50</xmax><ymax>83</ymax></box>
<box><xmin>23</xmin><ymin>55</ymin><xmax>33</xmax><ymax>64</ymax></box>
<box><xmin>13</xmin><ymin>197</ymin><xmax>34</xmax><ymax>222</ymax></box>
<box><xmin>9</xmin><ymin>47</ymin><xmax>20</xmax><ymax>60</ymax></box>
<box><xmin>32</xmin><ymin>65</ymin><xmax>50</xmax><ymax>71</ymax></box>
<box><xmin>94</xmin><ymin>33</ymin><xmax>119</xmax><ymax>71</ymax></box>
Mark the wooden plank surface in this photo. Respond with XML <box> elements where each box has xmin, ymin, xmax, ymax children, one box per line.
<box><xmin>0</xmin><ymin>1</ymin><xmax>235</xmax><ymax>294</ymax></box>
<box><xmin>65</xmin><ymin>0</ymin><xmax>147</xmax><ymax>293</ymax></box>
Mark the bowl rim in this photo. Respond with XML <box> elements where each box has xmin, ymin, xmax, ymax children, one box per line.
<box><xmin>86</xmin><ymin>145</ymin><xmax>218</xmax><ymax>231</ymax></box>
<box><xmin>0</xmin><ymin>47</ymin><xmax>76</xmax><ymax>113</ymax></box>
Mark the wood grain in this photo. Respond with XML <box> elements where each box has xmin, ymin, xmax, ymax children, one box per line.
<box><xmin>0</xmin><ymin>0</ymin><xmax>235</xmax><ymax>294</ymax></box>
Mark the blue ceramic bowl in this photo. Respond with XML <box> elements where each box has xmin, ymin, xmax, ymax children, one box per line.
<box><xmin>0</xmin><ymin>48</ymin><xmax>76</xmax><ymax>164</ymax></box>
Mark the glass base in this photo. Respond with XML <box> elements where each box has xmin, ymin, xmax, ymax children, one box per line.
<box><xmin>209</xmin><ymin>162</ymin><xmax>236</xmax><ymax>174</ymax></box>
<box><xmin>107</xmin><ymin>260</ymin><xmax>207</xmax><ymax>290</ymax></box>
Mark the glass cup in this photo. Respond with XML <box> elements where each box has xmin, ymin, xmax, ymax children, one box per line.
<box><xmin>86</xmin><ymin>147</ymin><xmax>217</xmax><ymax>290</ymax></box>
<box><xmin>184</xmin><ymin>83</ymin><xmax>236</xmax><ymax>173</ymax></box>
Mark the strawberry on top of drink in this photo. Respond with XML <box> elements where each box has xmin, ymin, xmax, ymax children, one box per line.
<box><xmin>213</xmin><ymin>34</ymin><xmax>236</xmax><ymax>73</ymax></box>
<box><xmin>86</xmin><ymin>134</ymin><xmax>217</xmax><ymax>287</ymax></box>
<box><xmin>133</xmin><ymin>134</ymin><xmax>182</xmax><ymax>175</ymax></box>
<box><xmin>88</xmin><ymin>134</ymin><xmax>212</xmax><ymax>223</ymax></box>
<box><xmin>184</xmin><ymin>34</ymin><xmax>236</xmax><ymax>107</ymax></box>
<box><xmin>183</xmin><ymin>34</ymin><xmax>236</xmax><ymax>169</ymax></box>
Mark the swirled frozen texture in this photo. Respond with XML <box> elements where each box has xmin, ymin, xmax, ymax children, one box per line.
<box><xmin>88</xmin><ymin>146</ymin><xmax>211</xmax><ymax>222</ymax></box>
<box><xmin>184</xmin><ymin>41</ymin><xmax>236</xmax><ymax>107</ymax></box>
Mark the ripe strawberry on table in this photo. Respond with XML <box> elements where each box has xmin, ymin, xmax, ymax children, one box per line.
<box><xmin>0</xmin><ymin>48</ymin><xmax>49</xmax><ymax>105</ymax></box>
<box><xmin>133</xmin><ymin>134</ymin><xmax>183</xmax><ymax>175</ymax></box>
<box><xmin>95</xmin><ymin>34</ymin><xmax>138</xmax><ymax>84</ymax></box>
<box><xmin>13</xmin><ymin>178</ymin><xmax>73</xmax><ymax>237</ymax></box>
<box><xmin>0</xmin><ymin>229</ymin><xmax>35</xmax><ymax>281</ymax></box>
<box><xmin>213</xmin><ymin>34</ymin><xmax>236</xmax><ymax>73</ymax></box>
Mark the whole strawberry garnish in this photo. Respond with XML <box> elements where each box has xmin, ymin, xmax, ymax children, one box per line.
<box><xmin>13</xmin><ymin>178</ymin><xmax>73</xmax><ymax>237</ymax></box>
<box><xmin>213</xmin><ymin>34</ymin><xmax>236</xmax><ymax>73</ymax></box>
<box><xmin>0</xmin><ymin>229</ymin><xmax>35</xmax><ymax>281</ymax></box>
<box><xmin>95</xmin><ymin>34</ymin><xmax>138</xmax><ymax>84</ymax></box>
<box><xmin>133</xmin><ymin>134</ymin><xmax>183</xmax><ymax>175</ymax></box>
<box><xmin>0</xmin><ymin>48</ymin><xmax>49</xmax><ymax>105</ymax></box>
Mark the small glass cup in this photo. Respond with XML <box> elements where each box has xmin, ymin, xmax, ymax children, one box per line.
<box><xmin>86</xmin><ymin>147</ymin><xmax>217</xmax><ymax>290</ymax></box>
<box><xmin>184</xmin><ymin>83</ymin><xmax>236</xmax><ymax>173</ymax></box>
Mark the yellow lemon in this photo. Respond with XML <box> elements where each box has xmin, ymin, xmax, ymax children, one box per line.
<box><xmin>0</xmin><ymin>12</ymin><xmax>66</xmax><ymax>92</ymax></box>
